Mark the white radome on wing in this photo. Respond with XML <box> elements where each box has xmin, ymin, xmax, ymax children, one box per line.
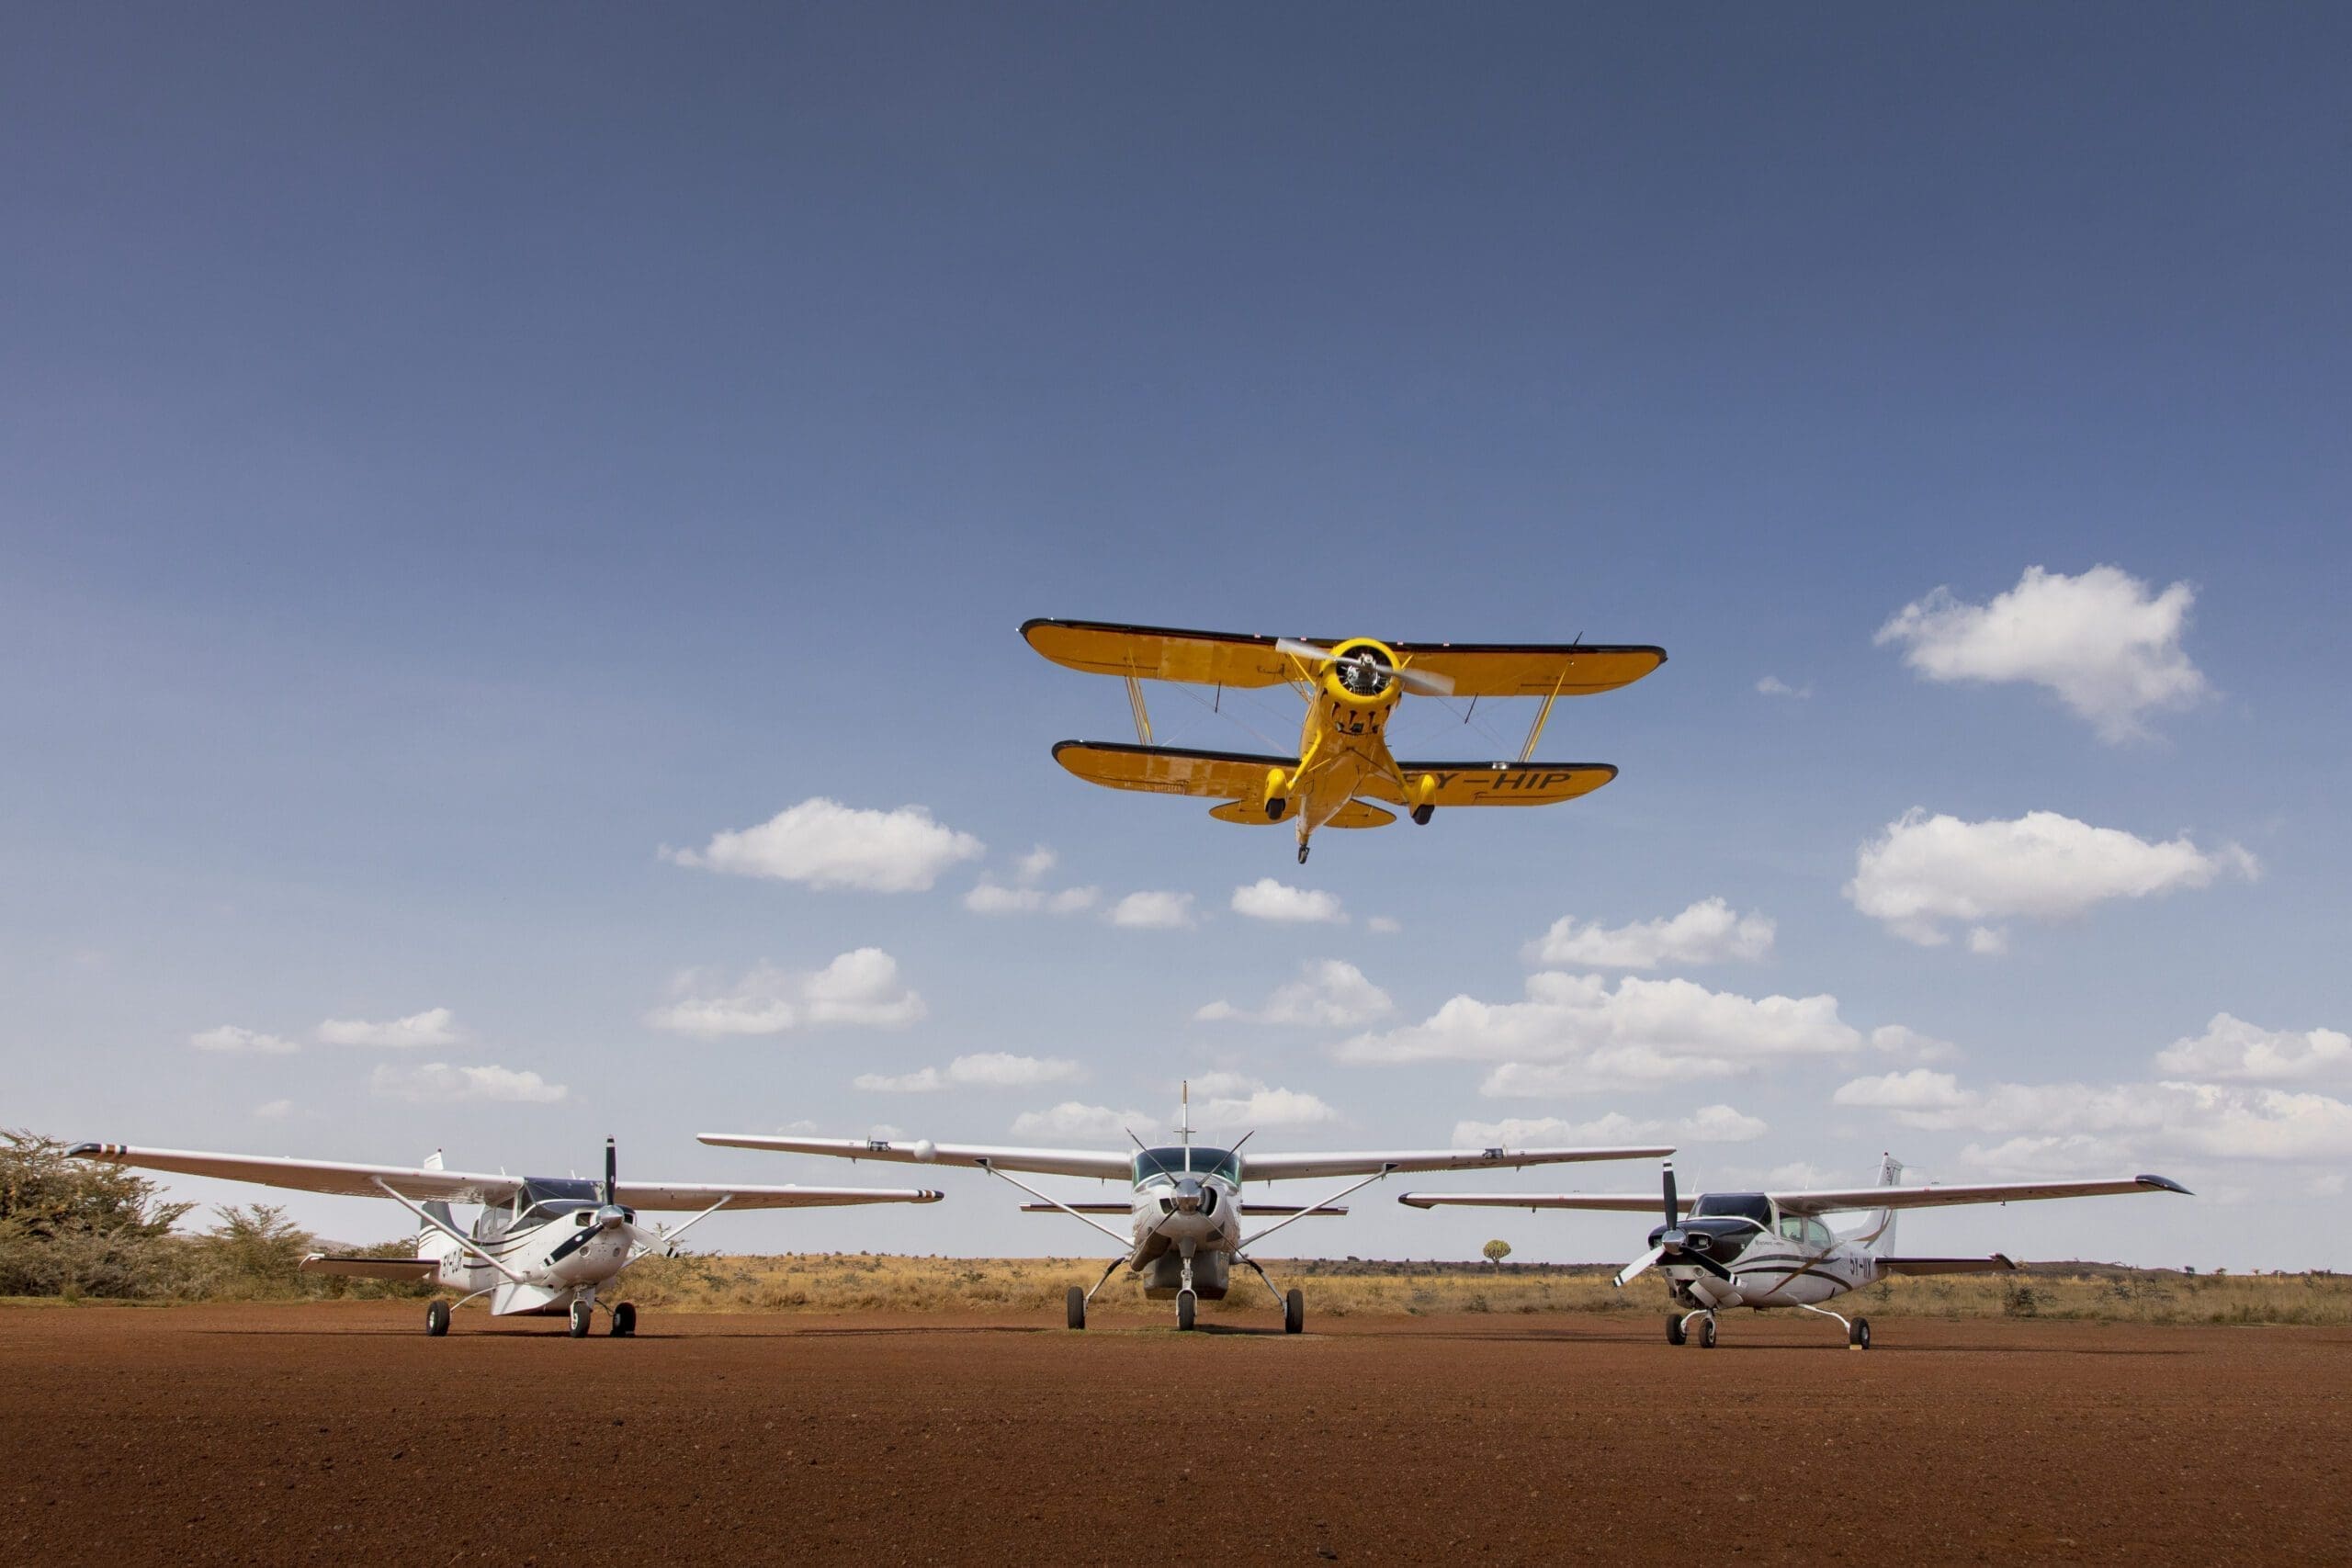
<box><xmin>911</xmin><ymin>1139</ymin><xmax>938</xmax><ymax>1162</ymax></box>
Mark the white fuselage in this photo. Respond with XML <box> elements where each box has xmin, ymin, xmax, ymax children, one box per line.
<box><xmin>433</xmin><ymin>1198</ymin><xmax>638</xmax><ymax>1316</ymax></box>
<box><xmin>1667</xmin><ymin>1236</ymin><xmax>1884</xmax><ymax>1312</ymax></box>
<box><xmin>1123</xmin><ymin>1152</ymin><xmax>1247</xmax><ymax>1299</ymax></box>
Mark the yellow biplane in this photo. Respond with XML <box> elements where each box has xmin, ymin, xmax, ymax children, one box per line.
<box><xmin>1023</xmin><ymin>619</ymin><xmax>1667</xmax><ymax>863</ymax></box>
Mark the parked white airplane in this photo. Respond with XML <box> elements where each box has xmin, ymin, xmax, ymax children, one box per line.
<box><xmin>71</xmin><ymin>1137</ymin><xmax>942</xmax><ymax>1337</ymax></box>
<box><xmin>704</xmin><ymin>1097</ymin><xmax>1669</xmax><ymax>1332</ymax></box>
<box><xmin>1401</xmin><ymin>1156</ymin><xmax>2191</xmax><ymax>1348</ymax></box>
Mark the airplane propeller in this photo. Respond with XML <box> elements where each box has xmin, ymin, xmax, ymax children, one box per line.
<box><xmin>548</xmin><ymin>1137</ymin><xmax>656</xmax><ymax>1264</ymax></box>
<box><xmin>1612</xmin><ymin>1162</ymin><xmax>1733</xmax><ymax>1288</ymax></box>
<box><xmin>1275</xmin><ymin>637</ymin><xmax>1454</xmax><ymax>696</ymax></box>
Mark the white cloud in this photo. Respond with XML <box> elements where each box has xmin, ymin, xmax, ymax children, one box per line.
<box><xmin>1756</xmin><ymin>675</ymin><xmax>1813</xmax><ymax>699</ymax></box>
<box><xmin>369</xmin><ymin>1062</ymin><xmax>568</xmax><ymax>1104</ymax></box>
<box><xmin>1849</xmin><ymin>1069</ymin><xmax>2352</xmax><ymax>1167</ymax></box>
<box><xmin>1845</xmin><ymin>808</ymin><xmax>2256</xmax><ymax>949</ymax></box>
<box><xmin>1107</xmin><ymin>890</ymin><xmax>1197</xmax><ymax>930</ymax></box>
<box><xmin>190</xmin><ymin>1024</ymin><xmax>300</xmax><ymax>1055</ymax></box>
<box><xmin>863</xmin><ymin>1053</ymin><xmax>1087</xmax><ymax>1092</ymax></box>
<box><xmin>1339</xmin><ymin>972</ymin><xmax>1863</xmax><ymax>1090</ymax></box>
<box><xmin>1010</xmin><ymin>1101</ymin><xmax>1154</xmax><ymax>1140</ymax></box>
<box><xmin>1452</xmin><ymin>1103</ymin><xmax>1764</xmax><ymax>1148</ymax></box>
<box><xmin>1181</xmin><ymin>1074</ymin><xmax>1343</xmax><ymax>1131</ymax></box>
<box><xmin>1230</xmin><ymin>878</ymin><xmax>1347</xmax><ymax>924</ymax></box>
<box><xmin>1198</xmin><ymin>959</ymin><xmax>1394</xmax><ymax>1028</ymax></box>
<box><xmin>1526</xmin><ymin>897</ymin><xmax>1774</xmax><ymax>969</ymax></box>
<box><xmin>1874</xmin><ymin>564</ymin><xmax>2207</xmax><ymax>741</ymax></box>
<box><xmin>253</xmin><ymin>1099</ymin><xmax>296</xmax><ymax>1120</ymax></box>
<box><xmin>647</xmin><ymin>950</ymin><xmax>923</xmax><ymax>1036</ymax></box>
<box><xmin>1366</xmin><ymin>916</ymin><xmax>1402</xmax><ymax>935</ymax></box>
<box><xmin>1831</xmin><ymin>1068</ymin><xmax>1972</xmax><ymax>1111</ymax></box>
<box><xmin>667</xmin><ymin>798</ymin><xmax>982</xmax><ymax>893</ymax></box>
<box><xmin>317</xmin><ymin>1008</ymin><xmax>459</xmax><ymax>1049</ymax></box>
<box><xmin>1013</xmin><ymin>846</ymin><xmax>1058</xmax><ymax>883</ymax></box>
<box><xmin>1867</xmin><ymin>1025</ymin><xmax>1962</xmax><ymax>1063</ymax></box>
<box><xmin>964</xmin><ymin>883</ymin><xmax>1098</xmax><ymax>915</ymax></box>
<box><xmin>2154</xmin><ymin>1013</ymin><xmax>2351</xmax><ymax>1084</ymax></box>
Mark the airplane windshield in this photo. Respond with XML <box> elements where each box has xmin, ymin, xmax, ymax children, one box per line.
<box><xmin>1132</xmin><ymin>1146</ymin><xmax>1241</xmax><ymax>1186</ymax></box>
<box><xmin>1690</xmin><ymin>1193</ymin><xmax>1772</xmax><ymax>1228</ymax></box>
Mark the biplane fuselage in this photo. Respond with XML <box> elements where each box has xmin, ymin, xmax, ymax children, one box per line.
<box><xmin>1024</xmin><ymin>620</ymin><xmax>1668</xmax><ymax>862</ymax></box>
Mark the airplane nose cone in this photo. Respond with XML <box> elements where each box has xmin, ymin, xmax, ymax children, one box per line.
<box><xmin>1172</xmin><ymin>1179</ymin><xmax>1204</xmax><ymax>1214</ymax></box>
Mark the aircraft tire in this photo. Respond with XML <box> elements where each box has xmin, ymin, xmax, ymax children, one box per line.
<box><xmin>1698</xmin><ymin>1315</ymin><xmax>1718</xmax><ymax>1349</ymax></box>
<box><xmin>1665</xmin><ymin>1314</ymin><xmax>1685</xmax><ymax>1346</ymax></box>
<box><xmin>568</xmin><ymin>1299</ymin><xmax>593</xmax><ymax>1338</ymax></box>
<box><xmin>612</xmin><ymin>1302</ymin><xmax>637</xmax><ymax>1338</ymax></box>
<box><xmin>1067</xmin><ymin>1287</ymin><xmax>1086</xmax><ymax>1330</ymax></box>
<box><xmin>1176</xmin><ymin>1290</ymin><xmax>1196</xmax><ymax>1331</ymax></box>
<box><xmin>425</xmin><ymin>1299</ymin><xmax>450</xmax><ymax>1337</ymax></box>
<box><xmin>1264</xmin><ymin>798</ymin><xmax>1285</xmax><ymax>820</ymax></box>
<box><xmin>1296</xmin><ymin>844</ymin><xmax>1310</xmax><ymax>864</ymax></box>
<box><xmin>1411</xmin><ymin>805</ymin><xmax>1433</xmax><ymax>826</ymax></box>
<box><xmin>1849</xmin><ymin>1316</ymin><xmax>1871</xmax><ymax>1350</ymax></box>
<box><xmin>1283</xmin><ymin>1289</ymin><xmax>1305</xmax><ymax>1335</ymax></box>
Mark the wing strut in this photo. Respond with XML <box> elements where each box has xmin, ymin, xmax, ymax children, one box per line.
<box><xmin>975</xmin><ymin>1158</ymin><xmax>1133</xmax><ymax>1247</ymax></box>
<box><xmin>1238</xmin><ymin>1164</ymin><xmax>1397</xmax><ymax>1252</ymax></box>
<box><xmin>369</xmin><ymin>1178</ymin><xmax>525</xmax><ymax>1282</ymax></box>
<box><xmin>1518</xmin><ymin>667</ymin><xmax>1571</xmax><ymax>761</ymax></box>
<box><xmin>1124</xmin><ymin>674</ymin><xmax>1153</xmax><ymax>743</ymax></box>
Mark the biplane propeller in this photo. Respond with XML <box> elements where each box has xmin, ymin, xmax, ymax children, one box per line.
<box><xmin>1023</xmin><ymin>619</ymin><xmax>1666</xmax><ymax>862</ymax></box>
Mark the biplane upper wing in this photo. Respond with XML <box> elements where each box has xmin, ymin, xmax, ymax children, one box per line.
<box><xmin>1052</xmin><ymin>740</ymin><xmax>1288</xmax><ymax>798</ymax></box>
<box><xmin>1366</xmin><ymin>761</ymin><xmax>1618</xmax><ymax>807</ymax></box>
<box><xmin>1023</xmin><ymin>619</ymin><xmax>1668</xmax><ymax>697</ymax></box>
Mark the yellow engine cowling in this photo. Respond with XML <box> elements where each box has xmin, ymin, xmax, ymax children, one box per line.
<box><xmin>1319</xmin><ymin>637</ymin><xmax>1408</xmax><ymax>711</ymax></box>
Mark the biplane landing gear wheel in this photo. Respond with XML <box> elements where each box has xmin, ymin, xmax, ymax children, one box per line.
<box><xmin>1849</xmin><ymin>1316</ymin><xmax>1871</xmax><ymax>1350</ymax></box>
<box><xmin>1699</xmin><ymin>1314</ymin><xmax>1719</xmax><ymax>1349</ymax></box>
<box><xmin>425</xmin><ymin>1299</ymin><xmax>450</xmax><ymax>1337</ymax></box>
<box><xmin>1283</xmin><ymin>1289</ymin><xmax>1305</xmax><ymax>1335</ymax></box>
<box><xmin>568</xmin><ymin>1299</ymin><xmax>593</xmax><ymax>1338</ymax></box>
<box><xmin>611</xmin><ymin>1302</ymin><xmax>637</xmax><ymax>1338</ymax></box>
<box><xmin>1264</xmin><ymin>797</ymin><xmax>1285</xmax><ymax>821</ymax></box>
<box><xmin>1067</xmin><ymin>1287</ymin><xmax>1087</xmax><ymax>1330</ymax></box>
<box><xmin>1665</xmin><ymin>1314</ymin><xmax>1686</xmax><ymax>1346</ymax></box>
<box><xmin>1411</xmin><ymin>805</ymin><xmax>1433</xmax><ymax>826</ymax></box>
<box><xmin>1176</xmin><ymin>1290</ymin><xmax>1197</xmax><ymax>1331</ymax></box>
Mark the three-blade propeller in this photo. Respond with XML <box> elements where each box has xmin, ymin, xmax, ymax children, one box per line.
<box><xmin>1275</xmin><ymin>637</ymin><xmax>1455</xmax><ymax>696</ymax></box>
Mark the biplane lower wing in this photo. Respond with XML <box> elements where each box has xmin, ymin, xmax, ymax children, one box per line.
<box><xmin>1368</xmin><ymin>761</ymin><xmax>1618</xmax><ymax>807</ymax></box>
<box><xmin>1209</xmin><ymin>798</ymin><xmax>1395</xmax><ymax>828</ymax></box>
<box><xmin>1053</xmin><ymin>740</ymin><xmax>1287</xmax><ymax>798</ymax></box>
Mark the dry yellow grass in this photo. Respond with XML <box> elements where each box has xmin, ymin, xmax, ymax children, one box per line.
<box><xmin>610</xmin><ymin>1253</ymin><xmax>2352</xmax><ymax>1326</ymax></box>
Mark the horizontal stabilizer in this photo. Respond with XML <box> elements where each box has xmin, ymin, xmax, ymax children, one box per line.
<box><xmin>299</xmin><ymin>1253</ymin><xmax>439</xmax><ymax>1281</ymax></box>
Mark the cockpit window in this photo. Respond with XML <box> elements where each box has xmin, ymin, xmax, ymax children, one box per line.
<box><xmin>1132</xmin><ymin>1146</ymin><xmax>1242</xmax><ymax>1187</ymax></box>
<box><xmin>1690</xmin><ymin>1193</ymin><xmax>1772</xmax><ymax>1228</ymax></box>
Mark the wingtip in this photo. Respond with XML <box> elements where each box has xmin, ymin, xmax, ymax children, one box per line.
<box><xmin>65</xmin><ymin>1141</ymin><xmax>104</xmax><ymax>1160</ymax></box>
<box><xmin>2138</xmin><ymin>1173</ymin><xmax>2194</xmax><ymax>1196</ymax></box>
<box><xmin>1398</xmin><ymin>1193</ymin><xmax>1435</xmax><ymax>1208</ymax></box>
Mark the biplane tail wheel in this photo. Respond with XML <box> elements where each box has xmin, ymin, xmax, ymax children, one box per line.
<box><xmin>1264</xmin><ymin>797</ymin><xmax>1285</xmax><ymax>821</ymax></box>
<box><xmin>1067</xmin><ymin>1287</ymin><xmax>1087</xmax><ymax>1330</ymax></box>
<box><xmin>1296</xmin><ymin>844</ymin><xmax>1310</xmax><ymax>864</ymax></box>
<box><xmin>1411</xmin><ymin>805</ymin><xmax>1434</xmax><ymax>826</ymax></box>
<box><xmin>425</xmin><ymin>1299</ymin><xmax>450</xmax><ymax>1337</ymax></box>
<box><xmin>612</xmin><ymin>1302</ymin><xmax>637</xmax><ymax>1337</ymax></box>
<box><xmin>568</xmin><ymin>1299</ymin><xmax>593</xmax><ymax>1337</ymax></box>
<box><xmin>1176</xmin><ymin>1290</ymin><xmax>1197</xmax><ymax>1331</ymax></box>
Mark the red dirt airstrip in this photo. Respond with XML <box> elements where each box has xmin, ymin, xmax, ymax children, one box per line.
<box><xmin>6</xmin><ymin>1302</ymin><xmax>2346</xmax><ymax>1564</ymax></box>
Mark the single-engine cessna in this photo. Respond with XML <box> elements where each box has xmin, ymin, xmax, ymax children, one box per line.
<box><xmin>705</xmin><ymin>1096</ymin><xmax>1669</xmax><ymax>1332</ymax></box>
<box><xmin>1023</xmin><ymin>618</ymin><xmax>1667</xmax><ymax>863</ymax></box>
<box><xmin>71</xmin><ymin>1137</ymin><xmax>942</xmax><ymax>1337</ymax></box>
<box><xmin>1402</xmin><ymin>1156</ymin><xmax>2191</xmax><ymax>1348</ymax></box>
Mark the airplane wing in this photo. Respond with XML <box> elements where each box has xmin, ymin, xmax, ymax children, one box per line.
<box><xmin>1019</xmin><ymin>1202</ymin><xmax>1349</xmax><ymax>1216</ymax></box>
<box><xmin>614</xmin><ymin>1182</ymin><xmax>944</xmax><ymax>1211</ymax></box>
<box><xmin>1880</xmin><ymin>1255</ymin><xmax>2022</xmax><ymax>1275</ymax></box>
<box><xmin>1022</xmin><ymin>620</ymin><xmax>1668</xmax><ymax>698</ymax></box>
<box><xmin>1052</xmin><ymin>740</ymin><xmax>1288</xmax><ymax>800</ymax></box>
<box><xmin>1771</xmin><ymin>1175</ymin><xmax>2190</xmax><ymax>1216</ymax></box>
<box><xmin>1248</xmin><ymin>1146</ymin><xmax>1673</xmax><ymax>1182</ymax></box>
<box><xmin>1396</xmin><ymin>1191</ymin><xmax>1677</xmax><ymax>1212</ymax></box>
<box><xmin>1364</xmin><ymin>761</ymin><xmax>1617</xmax><ymax>807</ymax></box>
<box><xmin>697</xmin><ymin>1134</ymin><xmax>1130</xmax><ymax>1182</ymax></box>
<box><xmin>299</xmin><ymin>1253</ymin><xmax>441</xmax><ymax>1280</ymax></box>
<box><xmin>69</xmin><ymin>1143</ymin><xmax>521</xmax><ymax>1203</ymax></box>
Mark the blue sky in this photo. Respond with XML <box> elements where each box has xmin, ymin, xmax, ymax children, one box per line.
<box><xmin>5</xmin><ymin>6</ymin><xmax>2346</xmax><ymax>1270</ymax></box>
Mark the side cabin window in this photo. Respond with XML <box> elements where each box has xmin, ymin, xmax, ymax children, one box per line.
<box><xmin>1778</xmin><ymin>1213</ymin><xmax>1835</xmax><ymax>1247</ymax></box>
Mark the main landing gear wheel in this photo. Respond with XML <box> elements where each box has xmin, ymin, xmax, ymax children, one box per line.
<box><xmin>425</xmin><ymin>1299</ymin><xmax>450</xmax><ymax>1337</ymax></box>
<box><xmin>568</xmin><ymin>1299</ymin><xmax>593</xmax><ymax>1338</ymax></box>
<box><xmin>1699</xmin><ymin>1315</ymin><xmax>1719</xmax><ymax>1349</ymax></box>
<box><xmin>1264</xmin><ymin>797</ymin><xmax>1285</xmax><ymax>820</ymax></box>
<box><xmin>1176</xmin><ymin>1290</ymin><xmax>1197</xmax><ymax>1331</ymax></box>
<box><xmin>1283</xmin><ymin>1288</ymin><xmax>1305</xmax><ymax>1335</ymax></box>
<box><xmin>611</xmin><ymin>1302</ymin><xmax>637</xmax><ymax>1338</ymax></box>
<box><xmin>1067</xmin><ymin>1287</ymin><xmax>1087</xmax><ymax>1330</ymax></box>
<box><xmin>1849</xmin><ymin>1316</ymin><xmax>1871</xmax><ymax>1350</ymax></box>
<box><xmin>1665</xmin><ymin>1314</ymin><xmax>1686</xmax><ymax>1346</ymax></box>
<box><xmin>1410</xmin><ymin>805</ymin><xmax>1433</xmax><ymax>826</ymax></box>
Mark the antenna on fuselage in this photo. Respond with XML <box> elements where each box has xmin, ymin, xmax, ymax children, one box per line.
<box><xmin>1180</xmin><ymin>1080</ymin><xmax>1192</xmax><ymax>1172</ymax></box>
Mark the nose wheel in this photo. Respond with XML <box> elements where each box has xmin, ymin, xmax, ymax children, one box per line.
<box><xmin>568</xmin><ymin>1299</ymin><xmax>593</xmax><ymax>1337</ymax></box>
<box><xmin>1176</xmin><ymin>1290</ymin><xmax>1197</xmax><ymax>1331</ymax></box>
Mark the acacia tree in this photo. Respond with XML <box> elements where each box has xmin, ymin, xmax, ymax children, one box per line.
<box><xmin>1482</xmin><ymin>1238</ymin><xmax>1511</xmax><ymax>1269</ymax></box>
<box><xmin>0</xmin><ymin>1128</ymin><xmax>192</xmax><ymax>1297</ymax></box>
